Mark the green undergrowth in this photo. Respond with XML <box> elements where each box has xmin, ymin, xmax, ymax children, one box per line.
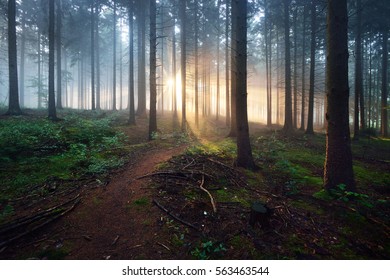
<box><xmin>0</xmin><ymin>112</ymin><xmax>129</xmax><ymax>202</ymax></box>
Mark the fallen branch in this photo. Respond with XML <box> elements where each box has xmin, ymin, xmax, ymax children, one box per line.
<box><xmin>0</xmin><ymin>194</ymin><xmax>80</xmax><ymax>236</ymax></box>
<box><xmin>153</xmin><ymin>199</ymin><xmax>200</xmax><ymax>231</ymax></box>
<box><xmin>137</xmin><ymin>170</ymin><xmax>213</xmax><ymax>180</ymax></box>
<box><xmin>0</xmin><ymin>198</ymin><xmax>80</xmax><ymax>249</ymax></box>
<box><xmin>199</xmin><ymin>175</ymin><xmax>217</xmax><ymax>214</ymax></box>
<box><xmin>156</xmin><ymin>242</ymin><xmax>171</xmax><ymax>251</ymax></box>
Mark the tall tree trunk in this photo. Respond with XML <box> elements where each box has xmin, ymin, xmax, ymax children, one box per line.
<box><xmin>293</xmin><ymin>7</ymin><xmax>298</xmax><ymax>128</ymax></box>
<box><xmin>128</xmin><ymin>1</ymin><xmax>136</xmax><ymax>124</ymax></box>
<box><xmin>6</xmin><ymin>0</ymin><xmax>22</xmax><ymax>115</ymax></box>
<box><xmin>56</xmin><ymin>0</ymin><xmax>62</xmax><ymax>109</ymax></box>
<box><xmin>194</xmin><ymin>1</ymin><xmax>199</xmax><ymax>128</ymax></box>
<box><xmin>265</xmin><ymin>0</ymin><xmax>271</xmax><ymax>127</ymax></box>
<box><xmin>233</xmin><ymin>0</ymin><xmax>255</xmax><ymax>170</ymax></box>
<box><xmin>216</xmin><ymin>0</ymin><xmax>221</xmax><ymax>121</ymax></box>
<box><xmin>112</xmin><ymin>1</ymin><xmax>117</xmax><ymax>111</ymax></box>
<box><xmin>137</xmin><ymin>1</ymin><xmax>147</xmax><ymax>117</ymax></box>
<box><xmin>149</xmin><ymin>0</ymin><xmax>157</xmax><ymax>140</ymax></box>
<box><xmin>38</xmin><ymin>32</ymin><xmax>42</xmax><ymax>109</ymax></box>
<box><xmin>180</xmin><ymin>0</ymin><xmax>187</xmax><ymax>132</ymax></box>
<box><xmin>353</xmin><ymin>0</ymin><xmax>363</xmax><ymax>139</ymax></box>
<box><xmin>19</xmin><ymin>9</ymin><xmax>26</xmax><ymax>108</ymax></box>
<box><xmin>96</xmin><ymin>3</ymin><xmax>101</xmax><ymax>110</ymax></box>
<box><xmin>300</xmin><ymin>5</ymin><xmax>308</xmax><ymax>131</ymax></box>
<box><xmin>91</xmin><ymin>1</ymin><xmax>96</xmax><ymax>110</ymax></box>
<box><xmin>324</xmin><ymin>0</ymin><xmax>355</xmax><ymax>191</ymax></box>
<box><xmin>225</xmin><ymin>0</ymin><xmax>230</xmax><ymax>127</ymax></box>
<box><xmin>283</xmin><ymin>0</ymin><xmax>293</xmax><ymax>134</ymax></box>
<box><xmin>172</xmin><ymin>15</ymin><xmax>177</xmax><ymax>118</ymax></box>
<box><xmin>306</xmin><ymin>0</ymin><xmax>316</xmax><ymax>134</ymax></box>
<box><xmin>48</xmin><ymin>0</ymin><xmax>57</xmax><ymax>120</ymax></box>
<box><xmin>228</xmin><ymin>0</ymin><xmax>237</xmax><ymax>137</ymax></box>
<box><xmin>381</xmin><ymin>30</ymin><xmax>388</xmax><ymax>137</ymax></box>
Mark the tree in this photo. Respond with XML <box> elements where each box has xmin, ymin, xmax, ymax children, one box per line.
<box><xmin>180</xmin><ymin>0</ymin><xmax>187</xmax><ymax>132</ymax></box>
<box><xmin>112</xmin><ymin>0</ymin><xmax>117</xmax><ymax>111</ymax></box>
<box><xmin>324</xmin><ymin>0</ymin><xmax>355</xmax><ymax>191</ymax></box>
<box><xmin>306</xmin><ymin>0</ymin><xmax>316</xmax><ymax>135</ymax></box>
<box><xmin>228</xmin><ymin>0</ymin><xmax>237</xmax><ymax>137</ymax></box>
<box><xmin>149</xmin><ymin>0</ymin><xmax>157</xmax><ymax>140</ymax></box>
<box><xmin>48</xmin><ymin>0</ymin><xmax>57</xmax><ymax>120</ymax></box>
<box><xmin>128</xmin><ymin>0</ymin><xmax>135</xmax><ymax>124</ymax></box>
<box><xmin>56</xmin><ymin>0</ymin><xmax>63</xmax><ymax>109</ymax></box>
<box><xmin>282</xmin><ymin>0</ymin><xmax>293</xmax><ymax>134</ymax></box>
<box><xmin>6</xmin><ymin>0</ymin><xmax>22</xmax><ymax>115</ymax></box>
<box><xmin>233</xmin><ymin>0</ymin><xmax>255</xmax><ymax>170</ymax></box>
<box><xmin>90</xmin><ymin>0</ymin><xmax>96</xmax><ymax>110</ymax></box>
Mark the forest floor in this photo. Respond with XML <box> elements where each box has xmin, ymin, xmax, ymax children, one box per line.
<box><xmin>0</xmin><ymin>110</ymin><xmax>389</xmax><ymax>259</ymax></box>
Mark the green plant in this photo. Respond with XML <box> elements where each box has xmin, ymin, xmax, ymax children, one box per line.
<box><xmin>191</xmin><ymin>240</ymin><xmax>227</xmax><ymax>260</ymax></box>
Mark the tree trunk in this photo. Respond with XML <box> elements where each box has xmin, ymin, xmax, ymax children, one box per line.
<box><xmin>48</xmin><ymin>0</ymin><xmax>57</xmax><ymax>120</ymax></box>
<box><xmin>56</xmin><ymin>0</ymin><xmax>62</xmax><ymax>109</ymax></box>
<box><xmin>324</xmin><ymin>0</ymin><xmax>355</xmax><ymax>191</ymax></box>
<box><xmin>180</xmin><ymin>0</ymin><xmax>187</xmax><ymax>132</ymax></box>
<box><xmin>300</xmin><ymin>5</ymin><xmax>308</xmax><ymax>131</ymax></box>
<box><xmin>306</xmin><ymin>0</ymin><xmax>316</xmax><ymax>135</ymax></box>
<box><xmin>225</xmin><ymin>0</ymin><xmax>230</xmax><ymax>127</ymax></box>
<box><xmin>228</xmin><ymin>0</ymin><xmax>237</xmax><ymax>137</ymax></box>
<box><xmin>112</xmin><ymin>1</ymin><xmax>117</xmax><ymax>111</ymax></box>
<box><xmin>380</xmin><ymin>30</ymin><xmax>388</xmax><ymax>137</ymax></box>
<box><xmin>293</xmin><ymin>7</ymin><xmax>298</xmax><ymax>129</ymax></box>
<box><xmin>149</xmin><ymin>0</ymin><xmax>157</xmax><ymax>140</ymax></box>
<box><xmin>216</xmin><ymin>0</ymin><xmax>221</xmax><ymax>121</ymax></box>
<box><xmin>19</xmin><ymin>10</ymin><xmax>26</xmax><ymax>108</ymax></box>
<box><xmin>137</xmin><ymin>1</ymin><xmax>147</xmax><ymax>117</ymax></box>
<box><xmin>6</xmin><ymin>0</ymin><xmax>22</xmax><ymax>115</ymax></box>
<box><xmin>282</xmin><ymin>0</ymin><xmax>293</xmax><ymax>134</ymax></box>
<box><xmin>194</xmin><ymin>1</ymin><xmax>199</xmax><ymax>128</ymax></box>
<box><xmin>233</xmin><ymin>0</ymin><xmax>255</xmax><ymax>170</ymax></box>
<box><xmin>96</xmin><ymin>3</ymin><xmax>101</xmax><ymax>110</ymax></box>
<box><xmin>91</xmin><ymin>1</ymin><xmax>95</xmax><ymax>110</ymax></box>
<box><xmin>128</xmin><ymin>2</ymin><xmax>136</xmax><ymax>124</ymax></box>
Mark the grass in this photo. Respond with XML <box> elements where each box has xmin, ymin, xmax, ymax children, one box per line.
<box><xmin>0</xmin><ymin>112</ymin><xmax>128</xmax><ymax>202</ymax></box>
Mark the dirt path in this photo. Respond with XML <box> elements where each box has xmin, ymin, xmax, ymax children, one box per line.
<box><xmin>0</xmin><ymin>140</ymin><xmax>188</xmax><ymax>260</ymax></box>
<box><xmin>58</xmin><ymin>144</ymin><xmax>187</xmax><ymax>259</ymax></box>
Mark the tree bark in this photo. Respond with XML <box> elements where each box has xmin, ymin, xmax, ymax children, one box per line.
<box><xmin>91</xmin><ymin>1</ymin><xmax>95</xmax><ymax>110</ymax></box>
<box><xmin>225</xmin><ymin>0</ymin><xmax>230</xmax><ymax>127</ymax></box>
<box><xmin>112</xmin><ymin>1</ymin><xmax>117</xmax><ymax>111</ymax></box>
<box><xmin>180</xmin><ymin>0</ymin><xmax>187</xmax><ymax>132</ymax></box>
<box><xmin>6</xmin><ymin>0</ymin><xmax>22</xmax><ymax>115</ymax></box>
<box><xmin>228</xmin><ymin>0</ymin><xmax>237</xmax><ymax>137</ymax></box>
<box><xmin>380</xmin><ymin>30</ymin><xmax>388</xmax><ymax>137</ymax></box>
<box><xmin>48</xmin><ymin>0</ymin><xmax>57</xmax><ymax>120</ymax></box>
<box><xmin>149</xmin><ymin>0</ymin><xmax>157</xmax><ymax>140</ymax></box>
<box><xmin>233</xmin><ymin>0</ymin><xmax>255</xmax><ymax>170</ymax></box>
<box><xmin>282</xmin><ymin>0</ymin><xmax>293</xmax><ymax>134</ymax></box>
<box><xmin>306</xmin><ymin>0</ymin><xmax>316</xmax><ymax>135</ymax></box>
<box><xmin>300</xmin><ymin>5</ymin><xmax>308</xmax><ymax>131</ymax></box>
<box><xmin>324</xmin><ymin>0</ymin><xmax>355</xmax><ymax>191</ymax></box>
<box><xmin>56</xmin><ymin>0</ymin><xmax>62</xmax><ymax>109</ymax></box>
<box><xmin>128</xmin><ymin>1</ymin><xmax>136</xmax><ymax>124</ymax></box>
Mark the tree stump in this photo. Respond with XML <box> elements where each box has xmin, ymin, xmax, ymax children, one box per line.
<box><xmin>249</xmin><ymin>202</ymin><xmax>270</xmax><ymax>229</ymax></box>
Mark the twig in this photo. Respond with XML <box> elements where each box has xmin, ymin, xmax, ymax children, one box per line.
<box><xmin>156</xmin><ymin>242</ymin><xmax>171</xmax><ymax>251</ymax></box>
<box><xmin>111</xmin><ymin>235</ymin><xmax>120</xmax><ymax>246</ymax></box>
<box><xmin>0</xmin><ymin>198</ymin><xmax>80</xmax><ymax>249</ymax></box>
<box><xmin>199</xmin><ymin>175</ymin><xmax>217</xmax><ymax>213</ymax></box>
<box><xmin>0</xmin><ymin>194</ymin><xmax>80</xmax><ymax>235</ymax></box>
<box><xmin>153</xmin><ymin>199</ymin><xmax>200</xmax><ymax>231</ymax></box>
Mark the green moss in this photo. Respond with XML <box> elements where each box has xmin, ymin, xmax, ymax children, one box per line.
<box><xmin>290</xmin><ymin>200</ymin><xmax>324</xmax><ymax>215</ymax></box>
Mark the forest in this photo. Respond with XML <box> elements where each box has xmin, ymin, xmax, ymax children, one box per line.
<box><xmin>0</xmin><ymin>0</ymin><xmax>389</xmax><ymax>260</ymax></box>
